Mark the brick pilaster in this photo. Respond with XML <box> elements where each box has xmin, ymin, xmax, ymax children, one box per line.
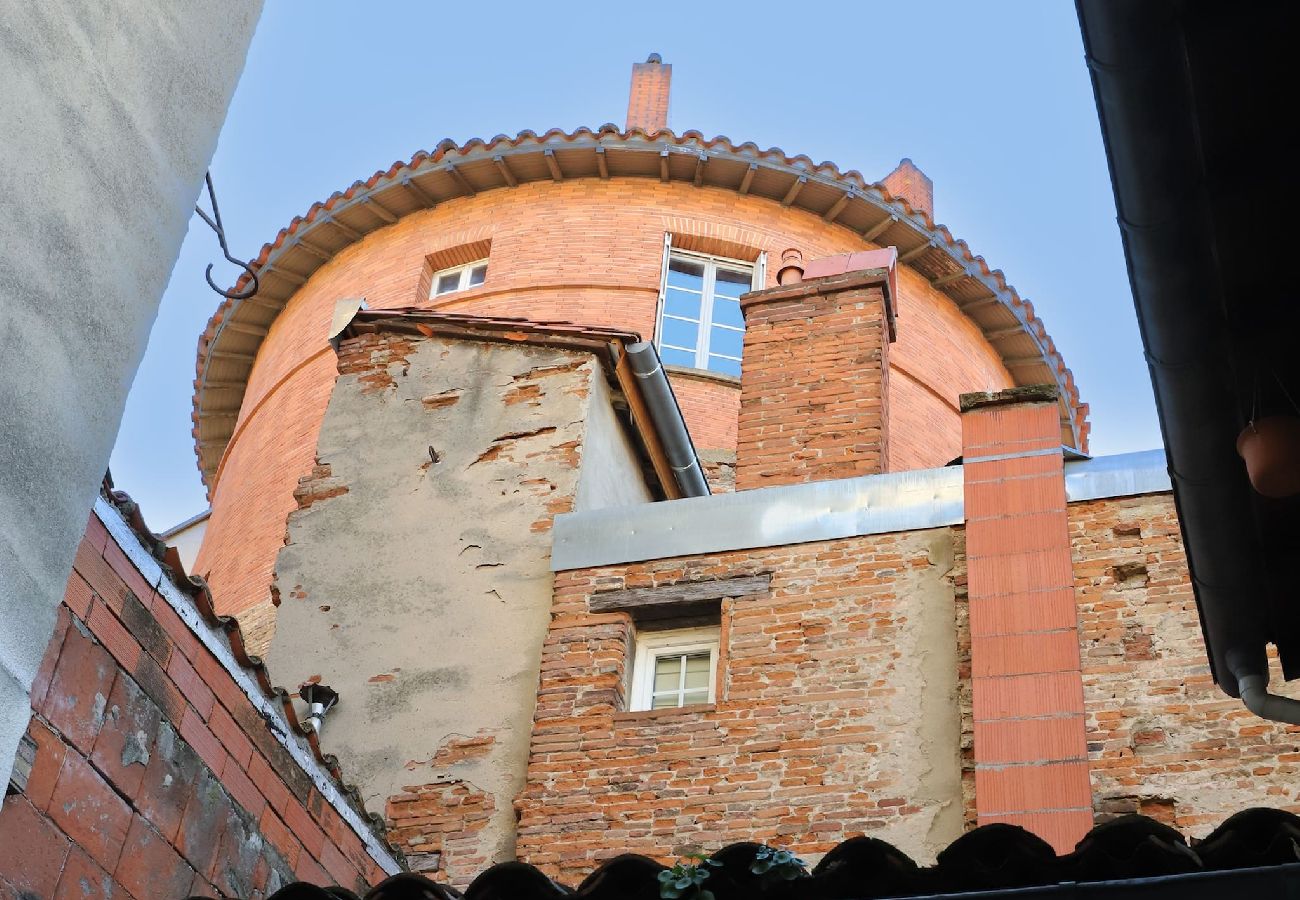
<box><xmin>625</xmin><ymin>55</ymin><xmax>671</xmax><ymax>133</ymax></box>
<box><xmin>961</xmin><ymin>385</ymin><xmax>1091</xmax><ymax>852</ymax></box>
<box><xmin>735</xmin><ymin>257</ymin><xmax>895</xmax><ymax>490</ymax></box>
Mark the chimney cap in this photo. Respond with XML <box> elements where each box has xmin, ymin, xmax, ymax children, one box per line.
<box><xmin>646</xmin><ymin>53</ymin><xmax>662</xmax><ymax>64</ymax></box>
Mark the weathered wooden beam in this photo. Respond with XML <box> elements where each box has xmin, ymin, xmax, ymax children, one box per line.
<box><xmin>961</xmin><ymin>295</ymin><xmax>1004</xmax><ymax>313</ymax></box>
<box><xmin>267</xmin><ymin>267</ymin><xmax>307</xmax><ymax>287</ymax></box>
<box><xmin>692</xmin><ymin>152</ymin><xmax>707</xmax><ymax>187</ymax></box>
<box><xmin>590</xmin><ymin>575</ymin><xmax>771</xmax><ymax>616</ymax></box>
<box><xmin>239</xmin><ymin>292</ymin><xmax>288</xmax><ymax>311</ymax></box>
<box><xmin>781</xmin><ymin>175</ymin><xmax>807</xmax><ymax>207</ymax></box>
<box><xmin>493</xmin><ymin>155</ymin><xmax>518</xmax><ymax>187</ymax></box>
<box><xmin>931</xmin><ymin>270</ymin><xmax>969</xmax><ymax>288</ymax></box>
<box><xmin>614</xmin><ymin>351</ymin><xmax>680</xmax><ymax>500</ymax></box>
<box><xmin>223</xmin><ymin>321</ymin><xmax>269</xmax><ymax>338</ymax></box>
<box><xmin>446</xmin><ymin>164</ymin><xmax>476</xmax><ymax>196</ymax></box>
<box><xmin>543</xmin><ymin>148</ymin><xmax>563</xmax><ymax>182</ymax></box>
<box><xmin>595</xmin><ymin>145</ymin><xmax>609</xmax><ymax>179</ymax></box>
<box><xmin>823</xmin><ymin>191</ymin><xmax>852</xmax><ymax>223</ymax></box>
<box><xmin>209</xmin><ymin>350</ymin><xmax>256</xmax><ymax>363</ymax></box>
<box><xmin>295</xmin><ymin>238</ymin><xmax>332</xmax><ymax>262</ymax></box>
<box><xmin>738</xmin><ymin>163</ymin><xmax>757</xmax><ymax>195</ymax></box>
<box><xmin>1004</xmin><ymin>355</ymin><xmax>1045</xmax><ymax>369</ymax></box>
<box><xmin>363</xmin><ymin>197</ymin><xmax>397</xmax><ymax>224</ymax></box>
<box><xmin>323</xmin><ymin>216</ymin><xmax>362</xmax><ymax>242</ymax></box>
<box><xmin>201</xmin><ymin>381</ymin><xmax>247</xmax><ymax>391</ymax></box>
<box><xmin>899</xmin><ymin>241</ymin><xmax>934</xmax><ymax>263</ymax></box>
<box><xmin>402</xmin><ymin>176</ymin><xmax>436</xmax><ymax>206</ymax></box>
<box><xmin>986</xmin><ymin>325</ymin><xmax>1027</xmax><ymax>341</ymax></box>
<box><xmin>862</xmin><ymin>214</ymin><xmax>898</xmax><ymax>242</ymax></box>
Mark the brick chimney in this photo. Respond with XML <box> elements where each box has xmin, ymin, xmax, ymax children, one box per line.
<box><xmin>625</xmin><ymin>54</ymin><xmax>671</xmax><ymax>133</ymax></box>
<box><xmin>881</xmin><ymin>158</ymin><xmax>934</xmax><ymax>219</ymax></box>
<box><xmin>734</xmin><ymin>249</ymin><xmax>897</xmax><ymax>490</ymax></box>
<box><xmin>961</xmin><ymin>385</ymin><xmax>1091</xmax><ymax>853</ymax></box>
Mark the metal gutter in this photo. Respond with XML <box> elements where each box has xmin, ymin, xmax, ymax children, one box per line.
<box><xmin>552</xmin><ymin>450</ymin><xmax>1171</xmax><ymax>572</ymax></box>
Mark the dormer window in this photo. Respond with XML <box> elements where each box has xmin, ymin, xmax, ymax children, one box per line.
<box><xmin>431</xmin><ymin>259</ymin><xmax>488</xmax><ymax>297</ymax></box>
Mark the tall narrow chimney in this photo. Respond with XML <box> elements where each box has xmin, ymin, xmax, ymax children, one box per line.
<box><xmin>881</xmin><ymin>158</ymin><xmax>934</xmax><ymax>220</ymax></box>
<box><xmin>626</xmin><ymin>53</ymin><xmax>671</xmax><ymax>133</ymax></box>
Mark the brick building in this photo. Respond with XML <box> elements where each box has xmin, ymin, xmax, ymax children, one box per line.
<box><xmin>5</xmin><ymin>55</ymin><xmax>1300</xmax><ymax>898</ymax></box>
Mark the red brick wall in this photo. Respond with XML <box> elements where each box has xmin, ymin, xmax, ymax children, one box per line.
<box><xmin>881</xmin><ymin>159</ymin><xmax>934</xmax><ymax>219</ymax></box>
<box><xmin>517</xmin><ymin>530</ymin><xmax>963</xmax><ymax>883</ymax></box>
<box><xmin>625</xmin><ymin>58</ymin><xmax>671</xmax><ymax>133</ymax></box>
<box><xmin>0</xmin><ymin>507</ymin><xmax>391</xmax><ymax>899</ymax></box>
<box><xmin>735</xmin><ymin>275</ymin><xmax>890</xmax><ymax>489</ymax></box>
<box><xmin>1069</xmin><ymin>493</ymin><xmax>1300</xmax><ymax>833</ymax></box>
<box><xmin>196</xmin><ymin>179</ymin><xmax>1014</xmax><ymax>638</ymax></box>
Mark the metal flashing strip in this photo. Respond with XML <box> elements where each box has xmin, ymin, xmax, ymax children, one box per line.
<box><xmin>1063</xmin><ymin>448</ymin><xmax>1171</xmax><ymax>503</ymax></box>
<box><xmin>552</xmin><ymin>465</ymin><xmax>964</xmax><ymax>571</ymax></box>
<box><xmin>93</xmin><ymin>497</ymin><xmax>402</xmax><ymax>876</ymax></box>
<box><xmin>553</xmin><ymin>449</ymin><xmax>1173</xmax><ymax>571</ymax></box>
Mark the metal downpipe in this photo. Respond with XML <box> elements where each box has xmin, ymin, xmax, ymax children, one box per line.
<box><xmin>624</xmin><ymin>342</ymin><xmax>710</xmax><ymax>498</ymax></box>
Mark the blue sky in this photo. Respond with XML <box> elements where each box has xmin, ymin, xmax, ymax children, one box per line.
<box><xmin>109</xmin><ymin>0</ymin><xmax>1157</xmax><ymax>530</ymax></box>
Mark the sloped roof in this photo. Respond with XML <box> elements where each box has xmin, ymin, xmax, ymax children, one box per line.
<box><xmin>194</xmin><ymin>126</ymin><xmax>1089</xmax><ymax>492</ymax></box>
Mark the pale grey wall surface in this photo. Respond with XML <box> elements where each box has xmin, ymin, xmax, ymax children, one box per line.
<box><xmin>0</xmin><ymin>1</ymin><xmax>261</xmax><ymax>785</ymax></box>
<box><xmin>268</xmin><ymin>337</ymin><xmax>640</xmax><ymax>885</ymax></box>
<box><xmin>574</xmin><ymin>371</ymin><xmax>653</xmax><ymax>511</ymax></box>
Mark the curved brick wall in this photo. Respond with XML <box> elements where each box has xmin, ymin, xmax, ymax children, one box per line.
<box><xmin>195</xmin><ymin>179</ymin><xmax>1013</xmax><ymax>642</ymax></box>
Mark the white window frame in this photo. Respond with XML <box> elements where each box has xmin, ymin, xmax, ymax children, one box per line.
<box><xmin>430</xmin><ymin>258</ymin><xmax>488</xmax><ymax>298</ymax></box>
<box><xmin>629</xmin><ymin>626</ymin><xmax>720</xmax><ymax>712</ymax></box>
<box><xmin>654</xmin><ymin>238</ymin><xmax>765</xmax><ymax>375</ymax></box>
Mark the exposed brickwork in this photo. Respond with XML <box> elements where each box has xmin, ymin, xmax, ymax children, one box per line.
<box><xmin>0</xmin><ymin>511</ymin><xmax>390</xmax><ymax>898</ymax></box>
<box><xmin>625</xmin><ymin>57</ymin><xmax>671</xmax><ymax>133</ymax></box>
<box><xmin>962</xmin><ymin>389</ymin><xmax>1091</xmax><ymax>852</ymax></box>
<box><xmin>881</xmin><ymin>159</ymin><xmax>934</xmax><ymax>220</ymax></box>
<box><xmin>518</xmin><ymin>531</ymin><xmax>963</xmax><ymax>884</ymax></box>
<box><xmin>1070</xmin><ymin>493</ymin><xmax>1300</xmax><ymax>835</ymax></box>
<box><xmin>195</xmin><ymin>178</ymin><xmax>1014</xmax><ymax>634</ymax></box>
<box><xmin>736</xmin><ymin>273</ymin><xmax>891</xmax><ymax>489</ymax></box>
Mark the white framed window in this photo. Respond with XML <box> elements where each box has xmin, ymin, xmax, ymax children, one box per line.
<box><xmin>430</xmin><ymin>259</ymin><xmax>488</xmax><ymax>297</ymax></box>
<box><xmin>654</xmin><ymin>241</ymin><xmax>763</xmax><ymax>377</ymax></box>
<box><xmin>629</xmin><ymin>626</ymin><xmax>720</xmax><ymax>711</ymax></box>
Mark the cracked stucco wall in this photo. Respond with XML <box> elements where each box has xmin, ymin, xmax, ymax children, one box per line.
<box><xmin>266</xmin><ymin>333</ymin><xmax>650</xmax><ymax>886</ymax></box>
<box><xmin>0</xmin><ymin>2</ymin><xmax>260</xmax><ymax>786</ymax></box>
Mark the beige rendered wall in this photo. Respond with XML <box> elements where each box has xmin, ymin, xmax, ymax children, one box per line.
<box><xmin>195</xmin><ymin>179</ymin><xmax>1016</xmax><ymax>633</ymax></box>
<box><xmin>0</xmin><ymin>1</ymin><xmax>260</xmax><ymax>785</ymax></box>
<box><xmin>266</xmin><ymin>332</ymin><xmax>652</xmax><ymax>885</ymax></box>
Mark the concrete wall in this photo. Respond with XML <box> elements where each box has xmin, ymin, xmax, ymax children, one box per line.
<box><xmin>522</xmin><ymin>527</ymin><xmax>964</xmax><ymax>883</ymax></box>
<box><xmin>0</xmin><ymin>2</ymin><xmax>261</xmax><ymax>786</ymax></box>
<box><xmin>574</xmin><ymin>371</ymin><xmax>653</xmax><ymax>511</ymax></box>
<box><xmin>266</xmin><ymin>332</ymin><xmax>654</xmax><ymax>886</ymax></box>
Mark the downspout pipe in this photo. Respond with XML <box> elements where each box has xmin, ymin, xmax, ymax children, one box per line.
<box><xmin>1227</xmin><ymin>650</ymin><xmax>1300</xmax><ymax>726</ymax></box>
<box><xmin>624</xmin><ymin>342</ymin><xmax>710</xmax><ymax>498</ymax></box>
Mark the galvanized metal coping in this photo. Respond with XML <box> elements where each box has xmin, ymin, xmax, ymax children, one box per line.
<box><xmin>551</xmin><ymin>449</ymin><xmax>1171</xmax><ymax>571</ymax></box>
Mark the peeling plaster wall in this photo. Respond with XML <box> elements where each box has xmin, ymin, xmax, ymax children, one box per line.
<box><xmin>574</xmin><ymin>372</ymin><xmax>653</xmax><ymax>511</ymax></box>
<box><xmin>266</xmin><ymin>334</ymin><xmax>642</xmax><ymax>885</ymax></box>
<box><xmin>522</xmin><ymin>527</ymin><xmax>964</xmax><ymax>882</ymax></box>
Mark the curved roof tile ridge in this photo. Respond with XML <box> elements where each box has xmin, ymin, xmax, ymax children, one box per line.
<box><xmin>193</xmin><ymin>127</ymin><xmax>1088</xmax><ymax>489</ymax></box>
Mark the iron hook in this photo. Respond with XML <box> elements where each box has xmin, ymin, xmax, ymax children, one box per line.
<box><xmin>196</xmin><ymin>172</ymin><xmax>260</xmax><ymax>301</ymax></box>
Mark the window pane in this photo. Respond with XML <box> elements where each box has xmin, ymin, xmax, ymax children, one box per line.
<box><xmin>660</xmin><ymin>346</ymin><xmax>695</xmax><ymax>368</ymax></box>
<box><xmin>653</xmin><ymin>655</ymin><xmax>682</xmax><ymax>693</ymax></box>
<box><xmin>681</xmin><ymin>688</ymin><xmax>710</xmax><ymax>706</ymax></box>
<box><xmin>665</xmin><ymin>288</ymin><xmax>702</xmax><ymax>320</ymax></box>
<box><xmin>651</xmin><ymin>693</ymin><xmax>680</xmax><ymax>709</ymax></box>
<box><xmin>661</xmin><ymin>317</ymin><xmax>699</xmax><ymax>352</ymax></box>
<box><xmin>683</xmin><ymin>653</ymin><xmax>711</xmax><ymax>690</ymax></box>
<box><xmin>467</xmin><ymin>264</ymin><xmax>487</xmax><ymax>286</ymax></box>
<box><xmin>668</xmin><ymin>257</ymin><xmax>706</xmax><ymax>290</ymax></box>
<box><xmin>711</xmin><ymin>296</ymin><xmax>743</xmax><ymax>328</ymax></box>
<box><xmin>435</xmin><ymin>273</ymin><xmax>460</xmax><ymax>295</ymax></box>
<box><xmin>708</xmin><ymin>355</ymin><xmax>742</xmax><ymax>377</ymax></box>
<box><xmin>708</xmin><ymin>325</ymin><xmax>743</xmax><ymax>359</ymax></box>
<box><xmin>714</xmin><ymin>267</ymin><xmax>753</xmax><ymax>297</ymax></box>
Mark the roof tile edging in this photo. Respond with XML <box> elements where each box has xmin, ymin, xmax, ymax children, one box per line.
<box><xmin>193</xmin><ymin>126</ymin><xmax>1087</xmax><ymax>490</ymax></box>
<box><xmin>94</xmin><ymin>490</ymin><xmax>403</xmax><ymax>877</ymax></box>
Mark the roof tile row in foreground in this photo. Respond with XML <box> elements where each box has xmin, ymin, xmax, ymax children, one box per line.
<box><xmin>213</xmin><ymin>808</ymin><xmax>1300</xmax><ymax>900</ymax></box>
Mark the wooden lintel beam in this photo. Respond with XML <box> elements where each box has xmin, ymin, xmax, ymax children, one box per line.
<box><xmin>738</xmin><ymin>163</ymin><xmax>757</xmax><ymax>195</ymax></box>
<box><xmin>223</xmin><ymin>321</ymin><xmax>269</xmax><ymax>338</ymax></box>
<box><xmin>595</xmin><ymin>145</ymin><xmax>609</xmax><ymax>179</ymax></box>
<box><xmin>543</xmin><ymin>148</ymin><xmax>563</xmax><ymax>182</ymax></box>
<box><xmin>402</xmin><ymin>177</ymin><xmax>435</xmax><ymax>206</ymax></box>
<box><xmin>781</xmin><ymin>175</ymin><xmax>807</xmax><ymax>207</ymax></box>
<box><xmin>693</xmin><ymin>152</ymin><xmax>707</xmax><ymax>187</ymax></box>
<box><xmin>899</xmin><ymin>241</ymin><xmax>935</xmax><ymax>263</ymax></box>
<box><xmin>823</xmin><ymin>191</ymin><xmax>852</xmax><ymax>223</ymax></box>
<box><xmin>590</xmin><ymin>575</ymin><xmax>772</xmax><ymax>615</ymax></box>
<box><xmin>931</xmin><ymin>270</ymin><xmax>969</xmax><ymax>288</ymax></box>
<box><xmin>659</xmin><ymin>148</ymin><xmax>671</xmax><ymax>183</ymax></box>
<box><xmin>493</xmin><ymin>155</ymin><xmax>518</xmax><ymax>187</ymax></box>
<box><xmin>446</xmin><ymin>164</ymin><xmax>476</xmax><ymax>196</ymax></box>
<box><xmin>862</xmin><ymin>214</ymin><xmax>898</xmax><ymax>242</ymax></box>
<box><xmin>324</xmin><ymin>216</ymin><xmax>362</xmax><ymax>242</ymax></box>
<box><xmin>363</xmin><ymin>197</ymin><xmax>397</xmax><ymax>224</ymax></box>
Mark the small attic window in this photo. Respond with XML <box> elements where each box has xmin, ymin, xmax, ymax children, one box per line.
<box><xmin>629</xmin><ymin>626</ymin><xmax>719</xmax><ymax>711</ymax></box>
<box><xmin>431</xmin><ymin>259</ymin><xmax>488</xmax><ymax>297</ymax></box>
